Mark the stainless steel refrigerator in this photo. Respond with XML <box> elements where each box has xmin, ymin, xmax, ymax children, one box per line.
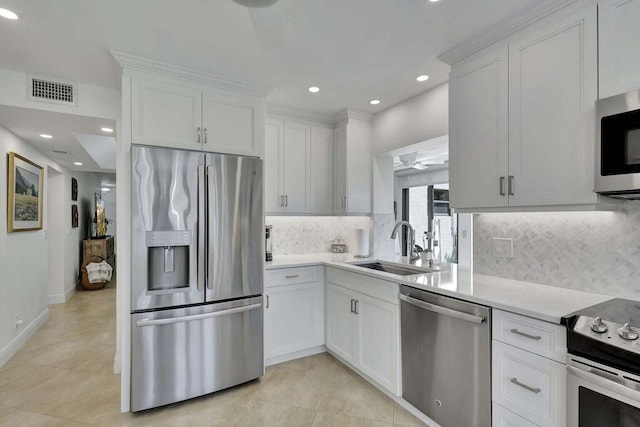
<box><xmin>130</xmin><ymin>145</ymin><xmax>264</xmax><ymax>412</ymax></box>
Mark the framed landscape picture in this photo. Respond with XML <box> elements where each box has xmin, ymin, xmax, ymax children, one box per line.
<box><xmin>7</xmin><ymin>152</ymin><xmax>44</xmax><ymax>232</ymax></box>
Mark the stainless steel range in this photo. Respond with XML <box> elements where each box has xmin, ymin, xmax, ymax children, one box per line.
<box><xmin>563</xmin><ymin>299</ymin><xmax>640</xmax><ymax>426</ymax></box>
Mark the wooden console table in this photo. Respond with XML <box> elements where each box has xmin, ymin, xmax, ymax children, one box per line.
<box><xmin>83</xmin><ymin>236</ymin><xmax>115</xmax><ymax>269</ymax></box>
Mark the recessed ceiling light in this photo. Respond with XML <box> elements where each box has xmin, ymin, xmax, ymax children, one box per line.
<box><xmin>308</xmin><ymin>86</ymin><xmax>320</xmax><ymax>93</ymax></box>
<box><xmin>428</xmin><ymin>0</ymin><xmax>441</xmax><ymax>2</ymax></box>
<box><xmin>100</xmin><ymin>127</ymin><xmax>114</xmax><ymax>133</ymax></box>
<box><xmin>40</xmin><ymin>134</ymin><xmax>53</xmax><ymax>139</ymax></box>
<box><xmin>0</xmin><ymin>8</ymin><xmax>19</xmax><ymax>20</ymax></box>
<box><xmin>101</xmin><ymin>187</ymin><xmax>111</xmax><ymax>192</ymax></box>
<box><xmin>416</xmin><ymin>74</ymin><xmax>430</xmax><ymax>82</ymax></box>
<box><xmin>74</xmin><ymin>162</ymin><xmax>83</xmax><ymax>166</ymax></box>
<box><xmin>369</xmin><ymin>99</ymin><xmax>381</xmax><ymax>105</ymax></box>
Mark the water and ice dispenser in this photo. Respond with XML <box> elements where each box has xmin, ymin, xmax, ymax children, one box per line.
<box><xmin>145</xmin><ymin>230</ymin><xmax>191</xmax><ymax>291</ymax></box>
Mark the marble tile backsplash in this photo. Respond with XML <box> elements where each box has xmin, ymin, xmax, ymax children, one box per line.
<box><xmin>266</xmin><ymin>216</ymin><xmax>373</xmax><ymax>255</ymax></box>
<box><xmin>473</xmin><ymin>202</ymin><xmax>640</xmax><ymax>299</ymax></box>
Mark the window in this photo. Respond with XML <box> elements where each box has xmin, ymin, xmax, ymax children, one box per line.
<box><xmin>402</xmin><ymin>185</ymin><xmax>458</xmax><ymax>263</ymax></box>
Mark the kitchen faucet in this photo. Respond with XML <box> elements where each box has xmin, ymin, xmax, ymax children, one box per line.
<box><xmin>390</xmin><ymin>221</ymin><xmax>419</xmax><ymax>263</ymax></box>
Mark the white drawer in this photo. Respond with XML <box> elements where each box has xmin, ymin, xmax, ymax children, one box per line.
<box><xmin>265</xmin><ymin>266</ymin><xmax>318</xmax><ymax>287</ymax></box>
<box><xmin>493</xmin><ymin>309</ymin><xmax>566</xmax><ymax>363</ymax></box>
<box><xmin>493</xmin><ymin>341</ymin><xmax>566</xmax><ymax>427</ymax></box>
<box><xmin>493</xmin><ymin>403</ymin><xmax>537</xmax><ymax>427</ymax></box>
<box><xmin>326</xmin><ymin>267</ymin><xmax>398</xmax><ymax>305</ymax></box>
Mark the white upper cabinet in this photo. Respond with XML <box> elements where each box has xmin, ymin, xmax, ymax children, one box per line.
<box><xmin>449</xmin><ymin>5</ymin><xmax>600</xmax><ymax>211</ymax></box>
<box><xmin>264</xmin><ymin>117</ymin><xmax>334</xmax><ymax>215</ymax></box>
<box><xmin>131</xmin><ymin>78</ymin><xmax>202</xmax><ymax>150</ymax></box>
<box><xmin>310</xmin><ymin>126</ymin><xmax>334</xmax><ymax>214</ymax></box>
<box><xmin>599</xmin><ymin>0</ymin><xmax>640</xmax><ymax>99</ymax></box>
<box><xmin>201</xmin><ymin>92</ymin><xmax>261</xmax><ymax>156</ymax></box>
<box><xmin>450</xmin><ymin>46</ymin><xmax>509</xmax><ymax>209</ymax></box>
<box><xmin>333</xmin><ymin>123</ymin><xmax>348</xmax><ymax>214</ymax></box>
<box><xmin>282</xmin><ymin>121</ymin><xmax>311</xmax><ymax>214</ymax></box>
<box><xmin>508</xmin><ymin>7</ymin><xmax>597</xmax><ymax>207</ymax></box>
<box><xmin>333</xmin><ymin>116</ymin><xmax>372</xmax><ymax>215</ymax></box>
<box><xmin>131</xmin><ymin>75</ymin><xmax>262</xmax><ymax>157</ymax></box>
<box><xmin>265</xmin><ymin>119</ymin><xmax>284</xmax><ymax>213</ymax></box>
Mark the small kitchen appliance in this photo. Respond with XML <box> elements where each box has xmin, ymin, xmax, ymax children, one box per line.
<box><xmin>563</xmin><ymin>299</ymin><xmax>640</xmax><ymax>426</ymax></box>
<box><xmin>265</xmin><ymin>225</ymin><xmax>273</xmax><ymax>262</ymax></box>
<box><xmin>596</xmin><ymin>89</ymin><xmax>640</xmax><ymax>197</ymax></box>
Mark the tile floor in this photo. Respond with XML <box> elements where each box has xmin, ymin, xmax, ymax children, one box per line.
<box><xmin>0</xmin><ymin>282</ymin><xmax>428</xmax><ymax>426</ymax></box>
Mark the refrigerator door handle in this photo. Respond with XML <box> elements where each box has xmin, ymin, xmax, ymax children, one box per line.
<box><xmin>197</xmin><ymin>164</ymin><xmax>206</xmax><ymax>291</ymax></box>
<box><xmin>135</xmin><ymin>303</ymin><xmax>262</xmax><ymax>327</ymax></box>
<box><xmin>206</xmin><ymin>165</ymin><xmax>215</xmax><ymax>290</ymax></box>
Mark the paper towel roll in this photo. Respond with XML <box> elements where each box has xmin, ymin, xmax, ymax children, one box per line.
<box><xmin>354</xmin><ymin>228</ymin><xmax>370</xmax><ymax>257</ymax></box>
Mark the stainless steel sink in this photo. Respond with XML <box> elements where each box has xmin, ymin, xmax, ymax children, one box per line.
<box><xmin>349</xmin><ymin>261</ymin><xmax>438</xmax><ymax>276</ymax></box>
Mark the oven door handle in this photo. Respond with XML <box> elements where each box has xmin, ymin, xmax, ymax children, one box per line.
<box><xmin>567</xmin><ymin>365</ymin><xmax>640</xmax><ymax>401</ymax></box>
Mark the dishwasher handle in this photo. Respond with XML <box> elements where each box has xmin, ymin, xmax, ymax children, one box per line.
<box><xmin>399</xmin><ymin>294</ymin><xmax>486</xmax><ymax>324</ymax></box>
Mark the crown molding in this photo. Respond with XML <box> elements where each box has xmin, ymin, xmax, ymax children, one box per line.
<box><xmin>266</xmin><ymin>105</ymin><xmax>335</xmax><ymax>127</ymax></box>
<box><xmin>332</xmin><ymin>108</ymin><xmax>374</xmax><ymax>124</ymax></box>
<box><xmin>438</xmin><ymin>0</ymin><xmax>580</xmax><ymax>65</ymax></box>
<box><xmin>111</xmin><ymin>51</ymin><xmax>271</xmax><ymax>98</ymax></box>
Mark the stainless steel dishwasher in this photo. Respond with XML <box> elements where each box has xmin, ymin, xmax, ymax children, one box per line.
<box><xmin>400</xmin><ymin>285</ymin><xmax>491</xmax><ymax>427</ymax></box>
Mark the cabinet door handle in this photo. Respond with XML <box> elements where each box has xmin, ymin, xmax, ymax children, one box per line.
<box><xmin>197</xmin><ymin>127</ymin><xmax>201</xmax><ymax>144</ymax></box>
<box><xmin>508</xmin><ymin>176</ymin><xmax>515</xmax><ymax>195</ymax></box>
<box><xmin>354</xmin><ymin>299</ymin><xmax>359</xmax><ymax>315</ymax></box>
<box><xmin>510</xmin><ymin>328</ymin><xmax>542</xmax><ymax>340</ymax></box>
<box><xmin>280</xmin><ymin>195</ymin><xmax>285</xmax><ymax>207</ymax></box>
<box><xmin>342</xmin><ymin>196</ymin><xmax>346</xmax><ymax>208</ymax></box>
<box><xmin>499</xmin><ymin>176</ymin><xmax>506</xmax><ymax>196</ymax></box>
<box><xmin>510</xmin><ymin>378</ymin><xmax>541</xmax><ymax>394</ymax></box>
<box><xmin>350</xmin><ymin>299</ymin><xmax>355</xmax><ymax>313</ymax></box>
<box><xmin>204</xmin><ymin>127</ymin><xmax>208</xmax><ymax>144</ymax></box>
<box><xmin>284</xmin><ymin>195</ymin><xmax>288</xmax><ymax>207</ymax></box>
<box><xmin>265</xmin><ymin>294</ymin><xmax>269</xmax><ymax>309</ymax></box>
<box><xmin>285</xmin><ymin>274</ymin><xmax>299</xmax><ymax>279</ymax></box>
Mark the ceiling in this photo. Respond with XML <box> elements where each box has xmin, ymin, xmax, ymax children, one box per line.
<box><xmin>0</xmin><ymin>106</ymin><xmax>116</xmax><ymax>173</ymax></box>
<box><xmin>393</xmin><ymin>134</ymin><xmax>448</xmax><ymax>176</ymax></box>
<box><xmin>0</xmin><ymin>0</ymin><xmax>541</xmax><ymax>116</ymax></box>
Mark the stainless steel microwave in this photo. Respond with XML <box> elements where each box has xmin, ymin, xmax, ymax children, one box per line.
<box><xmin>596</xmin><ymin>89</ymin><xmax>640</xmax><ymax>198</ymax></box>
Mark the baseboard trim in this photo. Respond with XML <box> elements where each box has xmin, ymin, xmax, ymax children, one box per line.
<box><xmin>48</xmin><ymin>282</ymin><xmax>77</xmax><ymax>305</ymax></box>
<box><xmin>327</xmin><ymin>349</ymin><xmax>441</xmax><ymax>427</ymax></box>
<box><xmin>0</xmin><ymin>309</ymin><xmax>49</xmax><ymax>368</ymax></box>
<box><xmin>265</xmin><ymin>345</ymin><xmax>327</xmax><ymax>367</ymax></box>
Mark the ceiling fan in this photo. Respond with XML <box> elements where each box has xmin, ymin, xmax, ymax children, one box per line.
<box><xmin>231</xmin><ymin>0</ymin><xmax>290</xmax><ymax>50</ymax></box>
<box><xmin>393</xmin><ymin>153</ymin><xmax>446</xmax><ymax>171</ymax></box>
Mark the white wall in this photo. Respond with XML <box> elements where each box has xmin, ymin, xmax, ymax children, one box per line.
<box><xmin>0</xmin><ymin>124</ymin><xmax>106</xmax><ymax>366</ymax></box>
<box><xmin>0</xmin><ymin>125</ymin><xmax>68</xmax><ymax>366</ymax></box>
<box><xmin>0</xmin><ymin>69</ymin><xmax>120</xmax><ymax>121</ymax></box>
<box><xmin>372</xmin><ymin>83</ymin><xmax>449</xmax><ymax>154</ymax></box>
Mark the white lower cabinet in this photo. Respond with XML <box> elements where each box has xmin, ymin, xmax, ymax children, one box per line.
<box><xmin>326</xmin><ymin>283</ymin><xmax>358</xmax><ymax>364</ymax></box>
<box><xmin>492</xmin><ymin>309</ymin><xmax>567</xmax><ymax>427</ymax></box>
<box><xmin>493</xmin><ymin>403</ymin><xmax>538</xmax><ymax>427</ymax></box>
<box><xmin>325</xmin><ymin>268</ymin><xmax>400</xmax><ymax>396</ymax></box>
<box><xmin>264</xmin><ymin>266</ymin><xmax>324</xmax><ymax>364</ymax></box>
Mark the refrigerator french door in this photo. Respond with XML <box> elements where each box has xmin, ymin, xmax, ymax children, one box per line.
<box><xmin>130</xmin><ymin>145</ymin><xmax>264</xmax><ymax>412</ymax></box>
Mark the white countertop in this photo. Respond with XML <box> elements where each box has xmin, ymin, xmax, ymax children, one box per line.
<box><xmin>265</xmin><ymin>253</ymin><xmax>612</xmax><ymax>324</ymax></box>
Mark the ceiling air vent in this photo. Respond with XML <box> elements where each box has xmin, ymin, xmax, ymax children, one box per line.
<box><xmin>51</xmin><ymin>149</ymin><xmax>70</xmax><ymax>156</ymax></box>
<box><xmin>28</xmin><ymin>76</ymin><xmax>76</xmax><ymax>106</ymax></box>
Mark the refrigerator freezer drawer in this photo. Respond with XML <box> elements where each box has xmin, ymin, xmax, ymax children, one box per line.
<box><xmin>131</xmin><ymin>296</ymin><xmax>264</xmax><ymax>412</ymax></box>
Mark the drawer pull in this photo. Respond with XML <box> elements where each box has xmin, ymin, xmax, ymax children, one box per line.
<box><xmin>510</xmin><ymin>328</ymin><xmax>541</xmax><ymax>340</ymax></box>
<box><xmin>285</xmin><ymin>275</ymin><xmax>299</xmax><ymax>279</ymax></box>
<box><xmin>510</xmin><ymin>378</ymin><xmax>541</xmax><ymax>394</ymax></box>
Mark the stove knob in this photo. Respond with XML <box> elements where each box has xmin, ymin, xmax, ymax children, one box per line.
<box><xmin>618</xmin><ymin>323</ymin><xmax>639</xmax><ymax>341</ymax></box>
<box><xmin>590</xmin><ymin>317</ymin><xmax>608</xmax><ymax>333</ymax></box>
